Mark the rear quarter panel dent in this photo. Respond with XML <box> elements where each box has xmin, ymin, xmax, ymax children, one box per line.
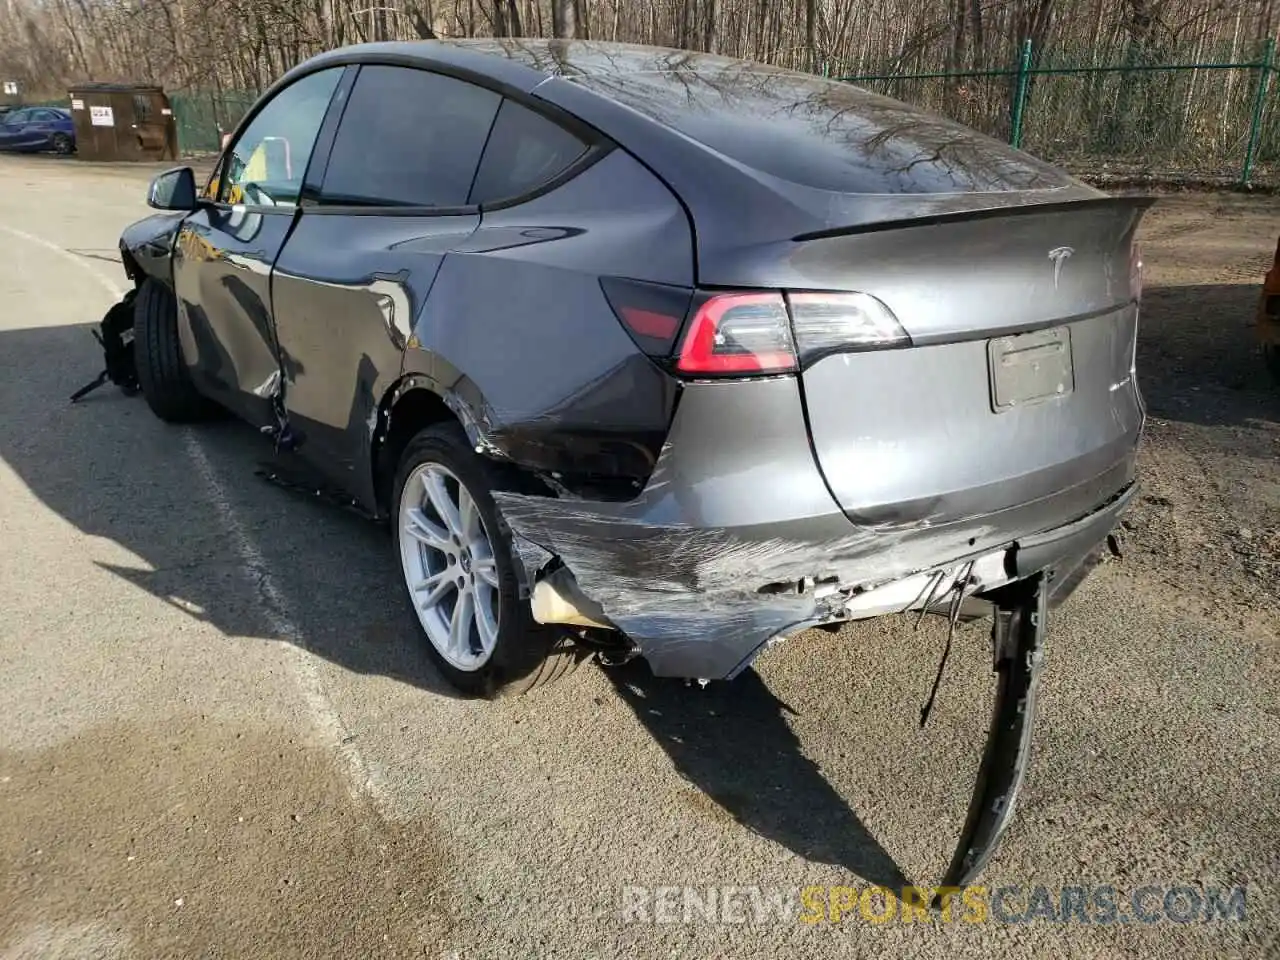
<box><xmin>401</xmin><ymin>149</ymin><xmax>691</xmax><ymax>491</ymax></box>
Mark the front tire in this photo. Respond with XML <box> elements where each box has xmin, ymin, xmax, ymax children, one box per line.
<box><xmin>134</xmin><ymin>279</ymin><xmax>216</xmax><ymax>422</ymax></box>
<box><xmin>392</xmin><ymin>423</ymin><xmax>581</xmax><ymax>698</ymax></box>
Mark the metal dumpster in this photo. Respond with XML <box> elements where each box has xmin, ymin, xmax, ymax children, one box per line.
<box><xmin>67</xmin><ymin>84</ymin><xmax>178</xmax><ymax>161</ymax></box>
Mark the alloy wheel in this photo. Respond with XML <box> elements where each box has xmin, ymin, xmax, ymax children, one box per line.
<box><xmin>398</xmin><ymin>462</ymin><xmax>501</xmax><ymax>671</ymax></box>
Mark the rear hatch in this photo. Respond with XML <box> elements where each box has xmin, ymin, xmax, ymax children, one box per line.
<box><xmin>556</xmin><ymin>54</ymin><xmax>1153</xmax><ymax>529</ymax></box>
<box><xmin>787</xmin><ymin>197</ymin><xmax>1153</xmax><ymax>527</ymax></box>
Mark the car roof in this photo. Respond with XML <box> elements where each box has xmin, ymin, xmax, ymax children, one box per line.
<box><xmin>305</xmin><ymin>38</ymin><xmax>720</xmax><ymax>82</ymax></box>
<box><xmin>285</xmin><ymin>39</ymin><xmax>1095</xmax><ymax>285</ymax></box>
<box><xmin>301</xmin><ymin>40</ymin><xmax>1064</xmax><ymax>193</ymax></box>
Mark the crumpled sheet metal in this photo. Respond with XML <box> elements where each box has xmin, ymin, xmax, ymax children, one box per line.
<box><xmin>492</xmin><ymin>481</ymin><xmax>1007</xmax><ymax>679</ymax></box>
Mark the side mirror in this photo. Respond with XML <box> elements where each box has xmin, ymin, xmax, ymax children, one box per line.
<box><xmin>147</xmin><ymin>166</ymin><xmax>198</xmax><ymax>211</ymax></box>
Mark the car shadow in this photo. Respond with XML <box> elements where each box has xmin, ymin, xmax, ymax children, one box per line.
<box><xmin>2</xmin><ymin>319</ymin><xmax>463</xmax><ymax>699</ymax></box>
<box><xmin>1137</xmin><ymin>282</ymin><xmax>1280</xmax><ymax>428</ymax></box>
<box><xmin>604</xmin><ymin>658</ymin><xmax>912</xmax><ymax>890</ymax></box>
<box><xmin>3</xmin><ymin>319</ymin><xmax>914</xmax><ymax>888</ymax></box>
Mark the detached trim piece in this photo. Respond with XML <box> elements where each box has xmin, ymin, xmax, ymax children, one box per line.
<box><xmin>935</xmin><ymin>573</ymin><xmax>1047</xmax><ymax>900</ymax></box>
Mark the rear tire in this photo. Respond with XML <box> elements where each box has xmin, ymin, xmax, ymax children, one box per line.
<box><xmin>134</xmin><ymin>279</ymin><xmax>216</xmax><ymax>423</ymax></box>
<box><xmin>51</xmin><ymin>133</ymin><xmax>73</xmax><ymax>155</ymax></box>
<box><xmin>392</xmin><ymin>422</ymin><xmax>583</xmax><ymax>698</ymax></box>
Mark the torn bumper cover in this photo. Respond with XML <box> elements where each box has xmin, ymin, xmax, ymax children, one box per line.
<box><xmin>497</xmin><ymin>478</ymin><xmax>1098</xmax><ymax>894</ymax></box>
<box><xmin>495</xmin><ymin>471</ymin><xmax>1135</xmax><ymax>680</ymax></box>
<box><xmin>937</xmin><ymin>572</ymin><xmax>1048</xmax><ymax>895</ymax></box>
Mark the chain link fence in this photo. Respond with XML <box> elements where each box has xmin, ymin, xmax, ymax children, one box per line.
<box><xmin>169</xmin><ymin>90</ymin><xmax>258</xmax><ymax>154</ymax></box>
<box><xmin>838</xmin><ymin>38</ymin><xmax>1278</xmax><ymax>187</ymax></box>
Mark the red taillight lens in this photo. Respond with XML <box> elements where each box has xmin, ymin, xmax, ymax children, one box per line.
<box><xmin>600</xmin><ymin>277</ymin><xmax>693</xmax><ymax>358</ymax></box>
<box><xmin>1129</xmin><ymin>242</ymin><xmax>1143</xmax><ymax>301</ymax></box>
<box><xmin>676</xmin><ymin>293</ymin><xmax>797</xmax><ymax>375</ymax></box>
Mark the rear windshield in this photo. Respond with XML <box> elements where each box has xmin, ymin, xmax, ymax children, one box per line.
<box><xmin>570</xmin><ymin>59</ymin><xmax>1068</xmax><ymax>195</ymax></box>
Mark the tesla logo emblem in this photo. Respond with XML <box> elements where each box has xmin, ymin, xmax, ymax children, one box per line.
<box><xmin>1048</xmin><ymin>246</ymin><xmax>1074</xmax><ymax>288</ymax></box>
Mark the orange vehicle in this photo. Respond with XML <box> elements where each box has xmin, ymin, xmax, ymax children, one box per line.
<box><xmin>1263</xmin><ymin>236</ymin><xmax>1280</xmax><ymax>384</ymax></box>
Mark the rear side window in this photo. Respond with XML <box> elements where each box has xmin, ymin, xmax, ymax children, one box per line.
<box><xmin>469</xmin><ymin>99</ymin><xmax>588</xmax><ymax>205</ymax></box>
<box><xmin>320</xmin><ymin>66</ymin><xmax>500</xmax><ymax>208</ymax></box>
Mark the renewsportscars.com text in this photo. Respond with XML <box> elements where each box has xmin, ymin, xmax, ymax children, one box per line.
<box><xmin>619</xmin><ymin>884</ymin><xmax>1247</xmax><ymax>925</ymax></box>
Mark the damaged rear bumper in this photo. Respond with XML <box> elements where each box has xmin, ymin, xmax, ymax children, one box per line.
<box><xmin>496</xmin><ymin>460</ymin><xmax>1136</xmax><ymax>681</ymax></box>
<box><xmin>492</xmin><ymin>372</ymin><xmax>1138</xmax><ymax>679</ymax></box>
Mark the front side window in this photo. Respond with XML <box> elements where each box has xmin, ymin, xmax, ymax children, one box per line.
<box><xmin>320</xmin><ymin>66</ymin><xmax>501</xmax><ymax>208</ymax></box>
<box><xmin>219</xmin><ymin>68</ymin><xmax>341</xmax><ymax>207</ymax></box>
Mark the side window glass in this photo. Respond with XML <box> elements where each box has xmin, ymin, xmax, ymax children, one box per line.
<box><xmin>220</xmin><ymin>68</ymin><xmax>341</xmax><ymax>208</ymax></box>
<box><xmin>320</xmin><ymin>66</ymin><xmax>500</xmax><ymax>208</ymax></box>
<box><xmin>203</xmin><ymin>156</ymin><xmax>224</xmax><ymax>201</ymax></box>
<box><xmin>469</xmin><ymin>99</ymin><xmax>588</xmax><ymax>205</ymax></box>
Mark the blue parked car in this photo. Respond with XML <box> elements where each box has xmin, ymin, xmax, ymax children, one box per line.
<box><xmin>0</xmin><ymin>107</ymin><xmax>75</xmax><ymax>154</ymax></box>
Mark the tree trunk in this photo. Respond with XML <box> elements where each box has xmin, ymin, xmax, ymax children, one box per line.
<box><xmin>969</xmin><ymin>0</ymin><xmax>985</xmax><ymax>66</ymax></box>
<box><xmin>552</xmin><ymin>0</ymin><xmax>577</xmax><ymax>39</ymax></box>
<box><xmin>804</xmin><ymin>0</ymin><xmax>816</xmax><ymax>70</ymax></box>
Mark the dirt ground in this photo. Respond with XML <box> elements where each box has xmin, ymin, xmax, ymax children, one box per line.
<box><xmin>0</xmin><ymin>155</ymin><xmax>1276</xmax><ymax>960</ymax></box>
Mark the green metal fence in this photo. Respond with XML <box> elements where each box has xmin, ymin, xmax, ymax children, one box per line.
<box><xmin>169</xmin><ymin>90</ymin><xmax>258</xmax><ymax>154</ymax></box>
<box><xmin>837</xmin><ymin>38</ymin><xmax>1278</xmax><ymax>187</ymax></box>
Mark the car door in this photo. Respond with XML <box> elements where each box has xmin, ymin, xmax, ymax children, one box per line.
<box><xmin>171</xmin><ymin>66</ymin><xmax>345</xmax><ymax>427</ymax></box>
<box><xmin>27</xmin><ymin>109</ymin><xmax>62</xmax><ymax>148</ymax></box>
<box><xmin>269</xmin><ymin>65</ymin><xmax>503</xmax><ymax>505</ymax></box>
<box><xmin>0</xmin><ymin>109</ymin><xmax>31</xmax><ymax>149</ymax></box>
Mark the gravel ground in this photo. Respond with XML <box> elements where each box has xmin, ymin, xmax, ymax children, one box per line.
<box><xmin>0</xmin><ymin>155</ymin><xmax>1276</xmax><ymax>960</ymax></box>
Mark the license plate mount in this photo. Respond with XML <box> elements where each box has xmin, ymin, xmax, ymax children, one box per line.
<box><xmin>987</xmin><ymin>325</ymin><xmax>1074</xmax><ymax>412</ymax></box>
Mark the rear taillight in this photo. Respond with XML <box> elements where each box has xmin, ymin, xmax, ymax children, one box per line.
<box><xmin>605</xmin><ymin>280</ymin><xmax>911</xmax><ymax>377</ymax></box>
<box><xmin>600</xmin><ymin>277</ymin><xmax>694</xmax><ymax>358</ymax></box>
<box><xmin>1129</xmin><ymin>242</ymin><xmax>1143</xmax><ymax>301</ymax></box>
<box><xmin>676</xmin><ymin>293</ymin><xmax>797</xmax><ymax>375</ymax></box>
<box><xmin>787</xmin><ymin>292</ymin><xmax>909</xmax><ymax>363</ymax></box>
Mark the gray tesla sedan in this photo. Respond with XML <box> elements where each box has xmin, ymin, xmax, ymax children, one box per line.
<box><xmin>105</xmin><ymin>39</ymin><xmax>1150</xmax><ymax>887</ymax></box>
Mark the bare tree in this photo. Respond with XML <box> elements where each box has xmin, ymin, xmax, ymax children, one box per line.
<box><xmin>551</xmin><ymin>0</ymin><xmax>577</xmax><ymax>38</ymax></box>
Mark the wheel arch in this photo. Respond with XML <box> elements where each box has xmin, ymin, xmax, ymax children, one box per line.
<box><xmin>119</xmin><ymin>212</ymin><xmax>185</xmax><ymax>291</ymax></box>
<box><xmin>372</xmin><ymin>379</ymin><xmax>457</xmax><ymax>517</ymax></box>
<box><xmin>370</xmin><ymin>370</ymin><xmax>560</xmax><ymax>519</ymax></box>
